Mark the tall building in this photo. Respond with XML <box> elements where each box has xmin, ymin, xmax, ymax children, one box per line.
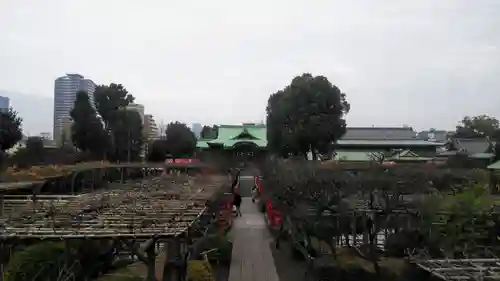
<box><xmin>0</xmin><ymin>96</ymin><xmax>10</xmax><ymax>113</ymax></box>
<box><xmin>126</xmin><ymin>103</ymin><xmax>145</xmax><ymax>123</ymax></box>
<box><xmin>143</xmin><ymin>114</ymin><xmax>159</xmax><ymax>158</ymax></box>
<box><xmin>53</xmin><ymin>73</ymin><xmax>96</xmax><ymax>145</ymax></box>
<box><xmin>192</xmin><ymin>123</ymin><xmax>202</xmax><ymax>138</ymax></box>
<box><xmin>144</xmin><ymin>114</ymin><xmax>159</xmax><ymax>140</ymax></box>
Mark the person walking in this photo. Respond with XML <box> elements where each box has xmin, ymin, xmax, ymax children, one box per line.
<box><xmin>233</xmin><ymin>192</ymin><xmax>242</xmax><ymax>217</ymax></box>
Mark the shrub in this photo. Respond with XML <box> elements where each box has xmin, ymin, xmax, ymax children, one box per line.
<box><xmin>196</xmin><ymin>235</ymin><xmax>233</xmax><ymax>264</ymax></box>
<box><xmin>187</xmin><ymin>260</ymin><xmax>215</xmax><ymax>281</ymax></box>
<box><xmin>97</xmin><ymin>268</ymin><xmax>142</xmax><ymax>281</ymax></box>
<box><xmin>3</xmin><ymin>240</ymin><xmax>119</xmax><ymax>281</ymax></box>
<box><xmin>3</xmin><ymin>242</ymin><xmax>66</xmax><ymax>281</ymax></box>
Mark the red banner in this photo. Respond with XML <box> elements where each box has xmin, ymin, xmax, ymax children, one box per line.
<box><xmin>165</xmin><ymin>158</ymin><xmax>199</xmax><ymax>164</ymax></box>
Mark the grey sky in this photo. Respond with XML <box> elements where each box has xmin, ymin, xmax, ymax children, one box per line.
<box><xmin>1</xmin><ymin>0</ymin><xmax>499</xmax><ymax>135</ymax></box>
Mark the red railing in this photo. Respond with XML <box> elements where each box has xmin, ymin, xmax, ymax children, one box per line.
<box><xmin>254</xmin><ymin>176</ymin><xmax>262</xmax><ymax>196</ymax></box>
<box><xmin>255</xmin><ymin>175</ymin><xmax>282</xmax><ymax>227</ymax></box>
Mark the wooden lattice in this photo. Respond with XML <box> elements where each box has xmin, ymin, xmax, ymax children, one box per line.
<box><xmin>416</xmin><ymin>258</ymin><xmax>500</xmax><ymax>280</ymax></box>
<box><xmin>0</xmin><ymin>175</ymin><xmax>227</xmax><ymax>239</ymax></box>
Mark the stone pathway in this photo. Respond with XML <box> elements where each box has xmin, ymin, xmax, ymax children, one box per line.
<box><xmin>228</xmin><ymin>197</ymin><xmax>280</xmax><ymax>281</ymax></box>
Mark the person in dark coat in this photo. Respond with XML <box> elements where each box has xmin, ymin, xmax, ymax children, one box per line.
<box><xmin>233</xmin><ymin>192</ymin><xmax>242</xmax><ymax>217</ymax></box>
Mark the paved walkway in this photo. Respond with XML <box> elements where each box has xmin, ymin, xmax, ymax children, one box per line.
<box><xmin>228</xmin><ymin>197</ymin><xmax>280</xmax><ymax>281</ymax></box>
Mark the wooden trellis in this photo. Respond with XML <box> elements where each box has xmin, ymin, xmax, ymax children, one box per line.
<box><xmin>415</xmin><ymin>258</ymin><xmax>500</xmax><ymax>280</ymax></box>
<box><xmin>0</xmin><ymin>175</ymin><xmax>228</xmax><ymax>239</ymax></box>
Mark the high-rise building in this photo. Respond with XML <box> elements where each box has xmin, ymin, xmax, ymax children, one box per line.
<box><xmin>144</xmin><ymin>114</ymin><xmax>159</xmax><ymax>140</ymax></box>
<box><xmin>192</xmin><ymin>123</ymin><xmax>202</xmax><ymax>138</ymax></box>
<box><xmin>53</xmin><ymin>73</ymin><xmax>96</xmax><ymax>145</ymax></box>
<box><xmin>143</xmin><ymin>114</ymin><xmax>160</xmax><ymax>158</ymax></box>
<box><xmin>126</xmin><ymin>103</ymin><xmax>145</xmax><ymax>123</ymax></box>
<box><xmin>0</xmin><ymin>96</ymin><xmax>10</xmax><ymax>113</ymax></box>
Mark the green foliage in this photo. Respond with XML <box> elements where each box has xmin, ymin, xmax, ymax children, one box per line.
<box><xmin>194</xmin><ymin>234</ymin><xmax>233</xmax><ymax>264</ymax></box>
<box><xmin>266</xmin><ymin>73</ymin><xmax>350</xmax><ymax>159</ymax></box>
<box><xmin>0</xmin><ymin>108</ymin><xmax>23</xmax><ymax>152</ymax></box>
<box><xmin>98</xmin><ymin>274</ymin><xmax>143</xmax><ymax>281</ymax></box>
<box><xmin>43</xmin><ymin>146</ymin><xmax>79</xmax><ymax>165</ymax></box>
<box><xmin>146</xmin><ymin>139</ymin><xmax>168</xmax><ymax>162</ymax></box>
<box><xmin>95</xmin><ymin>267</ymin><xmax>142</xmax><ymax>281</ymax></box>
<box><xmin>10</xmin><ymin>145</ymin><xmax>80</xmax><ymax>168</ymax></box>
<box><xmin>164</xmin><ymin>121</ymin><xmax>197</xmax><ymax>158</ymax></box>
<box><xmin>493</xmin><ymin>130</ymin><xmax>500</xmax><ymax>162</ymax></box>
<box><xmin>26</xmin><ymin>136</ymin><xmax>44</xmax><ymax>156</ymax></box>
<box><xmin>455</xmin><ymin>115</ymin><xmax>499</xmax><ymax>138</ymax></box>
<box><xmin>3</xmin><ymin>242</ymin><xmax>66</xmax><ymax>281</ymax></box>
<box><xmin>187</xmin><ymin>260</ymin><xmax>215</xmax><ymax>281</ymax></box>
<box><xmin>4</xmin><ymin>240</ymin><xmax>118</xmax><ymax>281</ymax></box>
<box><xmin>93</xmin><ymin>83</ymin><xmax>134</xmax><ymax>129</ymax></box>
<box><xmin>9</xmin><ymin>136</ymin><xmax>45</xmax><ymax>168</ymax></box>
<box><xmin>71</xmin><ymin>90</ymin><xmax>108</xmax><ymax>159</ymax></box>
<box><xmin>200</xmin><ymin>125</ymin><xmax>217</xmax><ymax>139</ymax></box>
<box><xmin>264</xmin><ymin>161</ymin><xmax>493</xmax><ymax>260</ymax></box>
<box><xmin>93</xmin><ymin>84</ymin><xmax>146</xmax><ymax>162</ymax></box>
<box><xmin>109</xmin><ymin>110</ymin><xmax>144</xmax><ymax>162</ymax></box>
<box><xmin>419</xmin><ymin>184</ymin><xmax>496</xmax><ymax>257</ymax></box>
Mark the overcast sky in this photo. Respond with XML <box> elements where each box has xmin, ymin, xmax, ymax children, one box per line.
<box><xmin>1</xmin><ymin>0</ymin><xmax>499</xmax><ymax>135</ymax></box>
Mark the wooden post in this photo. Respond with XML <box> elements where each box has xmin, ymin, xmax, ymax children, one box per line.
<box><xmin>362</xmin><ymin>213</ymin><xmax>369</xmax><ymax>245</ymax></box>
<box><xmin>0</xmin><ymin>191</ymin><xmax>4</xmax><ymax>217</ymax></box>
<box><xmin>145</xmin><ymin>245</ymin><xmax>157</xmax><ymax>281</ymax></box>
<box><xmin>351</xmin><ymin>213</ymin><xmax>356</xmax><ymax>246</ymax></box>
<box><xmin>162</xmin><ymin>238</ymin><xmax>185</xmax><ymax>281</ymax></box>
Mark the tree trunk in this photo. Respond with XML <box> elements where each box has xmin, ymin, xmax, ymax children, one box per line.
<box><xmin>0</xmin><ymin>151</ymin><xmax>6</xmax><ymax>182</ymax></box>
<box><xmin>311</xmin><ymin>149</ymin><xmax>317</xmax><ymax>161</ymax></box>
<box><xmin>145</xmin><ymin>246</ymin><xmax>158</xmax><ymax>281</ymax></box>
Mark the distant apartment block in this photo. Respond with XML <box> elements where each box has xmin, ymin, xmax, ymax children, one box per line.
<box><xmin>0</xmin><ymin>96</ymin><xmax>10</xmax><ymax>113</ymax></box>
<box><xmin>144</xmin><ymin>114</ymin><xmax>159</xmax><ymax>140</ymax></box>
<box><xmin>192</xmin><ymin>123</ymin><xmax>202</xmax><ymax>138</ymax></box>
<box><xmin>126</xmin><ymin>103</ymin><xmax>145</xmax><ymax>123</ymax></box>
<box><xmin>53</xmin><ymin>73</ymin><xmax>96</xmax><ymax>145</ymax></box>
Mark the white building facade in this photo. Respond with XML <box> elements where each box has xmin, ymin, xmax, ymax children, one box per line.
<box><xmin>53</xmin><ymin>73</ymin><xmax>96</xmax><ymax>146</ymax></box>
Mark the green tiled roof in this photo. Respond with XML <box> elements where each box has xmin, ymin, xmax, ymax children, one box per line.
<box><xmin>337</xmin><ymin>140</ymin><xmax>444</xmax><ymax>146</ymax></box>
<box><xmin>487</xmin><ymin>160</ymin><xmax>500</xmax><ymax>170</ymax></box>
<box><xmin>197</xmin><ymin>125</ymin><xmax>443</xmax><ymax>149</ymax></box>
<box><xmin>389</xmin><ymin>149</ymin><xmax>432</xmax><ymax>162</ymax></box>
<box><xmin>197</xmin><ymin>140</ymin><xmax>209</xmax><ymax>148</ymax></box>
<box><xmin>469</xmin><ymin>152</ymin><xmax>494</xmax><ymax>159</ymax></box>
<box><xmin>197</xmin><ymin>124</ymin><xmax>267</xmax><ymax>149</ymax></box>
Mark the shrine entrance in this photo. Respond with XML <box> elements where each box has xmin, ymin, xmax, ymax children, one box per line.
<box><xmin>233</xmin><ymin>142</ymin><xmax>258</xmax><ymax>165</ymax></box>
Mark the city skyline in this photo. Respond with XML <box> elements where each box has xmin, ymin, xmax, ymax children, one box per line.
<box><xmin>0</xmin><ymin>96</ymin><xmax>10</xmax><ymax>113</ymax></box>
<box><xmin>2</xmin><ymin>1</ymin><xmax>499</xmax><ymax>134</ymax></box>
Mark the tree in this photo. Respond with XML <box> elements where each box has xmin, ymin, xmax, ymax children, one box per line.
<box><xmin>200</xmin><ymin>125</ymin><xmax>218</xmax><ymax>139</ymax></box>
<box><xmin>71</xmin><ymin>90</ymin><xmax>108</xmax><ymax>159</ymax></box>
<box><xmin>493</xmin><ymin>129</ymin><xmax>500</xmax><ymax>162</ymax></box>
<box><xmin>109</xmin><ymin>110</ymin><xmax>144</xmax><ymax>162</ymax></box>
<box><xmin>164</xmin><ymin>122</ymin><xmax>197</xmax><ymax>158</ymax></box>
<box><xmin>146</xmin><ymin>139</ymin><xmax>168</xmax><ymax>162</ymax></box>
<box><xmin>93</xmin><ymin>83</ymin><xmax>134</xmax><ymax>130</ymax></box>
<box><xmin>266</xmin><ymin>73</ymin><xmax>350</xmax><ymax>159</ymax></box>
<box><xmin>94</xmin><ymin>84</ymin><xmax>143</xmax><ymax>162</ymax></box>
<box><xmin>0</xmin><ymin>108</ymin><xmax>23</xmax><ymax>170</ymax></box>
<box><xmin>26</xmin><ymin>136</ymin><xmax>44</xmax><ymax>160</ymax></box>
<box><xmin>12</xmin><ymin>136</ymin><xmax>45</xmax><ymax>167</ymax></box>
<box><xmin>455</xmin><ymin>115</ymin><xmax>499</xmax><ymax>138</ymax></box>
